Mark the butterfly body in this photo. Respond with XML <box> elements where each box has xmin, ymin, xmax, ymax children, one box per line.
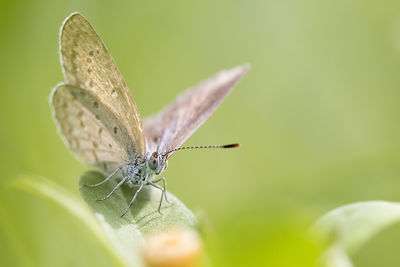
<box><xmin>51</xmin><ymin>12</ymin><xmax>249</xmax><ymax>216</ymax></box>
<box><xmin>121</xmin><ymin>158</ymin><xmax>147</xmax><ymax>186</ymax></box>
<box><xmin>121</xmin><ymin>151</ymin><xmax>167</xmax><ymax>186</ymax></box>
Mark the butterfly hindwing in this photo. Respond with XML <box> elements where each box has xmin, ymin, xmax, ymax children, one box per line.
<box><xmin>60</xmin><ymin>12</ymin><xmax>145</xmax><ymax>158</ymax></box>
<box><xmin>51</xmin><ymin>84</ymin><xmax>130</xmax><ymax>173</ymax></box>
<box><xmin>143</xmin><ymin>64</ymin><xmax>250</xmax><ymax>156</ymax></box>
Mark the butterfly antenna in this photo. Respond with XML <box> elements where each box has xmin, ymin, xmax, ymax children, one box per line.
<box><xmin>161</xmin><ymin>143</ymin><xmax>240</xmax><ymax>157</ymax></box>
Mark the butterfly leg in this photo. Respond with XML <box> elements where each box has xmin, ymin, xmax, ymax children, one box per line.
<box><xmin>96</xmin><ymin>176</ymin><xmax>128</xmax><ymax>201</ymax></box>
<box><xmin>148</xmin><ymin>183</ymin><xmax>164</xmax><ymax>214</ymax></box>
<box><xmin>150</xmin><ymin>177</ymin><xmax>170</xmax><ymax>203</ymax></box>
<box><xmin>84</xmin><ymin>167</ymin><xmax>121</xmax><ymax>187</ymax></box>
<box><xmin>120</xmin><ymin>182</ymin><xmax>145</xmax><ymax>217</ymax></box>
<box><xmin>147</xmin><ymin>178</ymin><xmax>169</xmax><ymax>214</ymax></box>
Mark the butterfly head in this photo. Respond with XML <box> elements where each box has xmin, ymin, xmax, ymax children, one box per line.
<box><xmin>147</xmin><ymin>151</ymin><xmax>168</xmax><ymax>175</ymax></box>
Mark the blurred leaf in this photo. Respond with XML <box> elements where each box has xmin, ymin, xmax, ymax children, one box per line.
<box><xmin>79</xmin><ymin>171</ymin><xmax>198</xmax><ymax>266</ymax></box>
<box><xmin>13</xmin><ymin>172</ymin><xmax>198</xmax><ymax>267</ymax></box>
<box><xmin>313</xmin><ymin>201</ymin><xmax>400</xmax><ymax>253</ymax></box>
<box><xmin>312</xmin><ymin>201</ymin><xmax>400</xmax><ymax>267</ymax></box>
<box><xmin>12</xmin><ymin>173</ymin><xmax>127</xmax><ymax>266</ymax></box>
<box><xmin>318</xmin><ymin>245</ymin><xmax>354</xmax><ymax>267</ymax></box>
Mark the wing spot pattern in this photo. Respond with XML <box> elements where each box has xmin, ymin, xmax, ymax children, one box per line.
<box><xmin>89</xmin><ymin>50</ymin><xmax>94</xmax><ymax>56</ymax></box>
<box><xmin>98</xmin><ymin>127</ymin><xmax>103</xmax><ymax>135</ymax></box>
<box><xmin>87</xmin><ymin>68</ymin><xmax>92</xmax><ymax>74</ymax></box>
<box><xmin>114</xmin><ymin>126</ymin><xmax>118</xmax><ymax>135</ymax></box>
<box><xmin>92</xmin><ymin>151</ymin><xmax>98</xmax><ymax>162</ymax></box>
<box><xmin>93</xmin><ymin>101</ymin><xmax>99</xmax><ymax>108</ymax></box>
<box><xmin>87</xmin><ymin>58</ymin><xmax>92</xmax><ymax>63</ymax></box>
<box><xmin>80</xmin><ymin>120</ymin><xmax>85</xmax><ymax>128</ymax></box>
<box><xmin>111</xmin><ymin>88</ymin><xmax>117</xmax><ymax>97</ymax></box>
<box><xmin>77</xmin><ymin>110</ymin><xmax>83</xmax><ymax>118</ymax></box>
<box><xmin>109</xmin><ymin>143</ymin><xmax>112</xmax><ymax>148</ymax></box>
<box><xmin>92</xmin><ymin>141</ymin><xmax>98</xmax><ymax>148</ymax></box>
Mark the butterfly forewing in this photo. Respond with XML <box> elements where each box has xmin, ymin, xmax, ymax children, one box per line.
<box><xmin>60</xmin><ymin>12</ymin><xmax>145</xmax><ymax>158</ymax></box>
<box><xmin>143</xmin><ymin>64</ymin><xmax>250</xmax><ymax>156</ymax></box>
<box><xmin>51</xmin><ymin>84</ymin><xmax>129</xmax><ymax>173</ymax></box>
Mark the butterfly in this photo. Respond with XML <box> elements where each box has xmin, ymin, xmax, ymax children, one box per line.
<box><xmin>50</xmin><ymin>12</ymin><xmax>250</xmax><ymax>217</ymax></box>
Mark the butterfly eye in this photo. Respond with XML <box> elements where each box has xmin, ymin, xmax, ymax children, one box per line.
<box><xmin>149</xmin><ymin>152</ymin><xmax>159</xmax><ymax>170</ymax></box>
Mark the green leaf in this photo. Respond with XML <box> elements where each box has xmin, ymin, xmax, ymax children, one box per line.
<box><xmin>12</xmin><ymin>174</ymin><xmax>127</xmax><ymax>267</ymax></box>
<box><xmin>318</xmin><ymin>244</ymin><xmax>354</xmax><ymax>267</ymax></box>
<box><xmin>13</xmin><ymin>172</ymin><xmax>198</xmax><ymax>267</ymax></box>
<box><xmin>312</xmin><ymin>201</ymin><xmax>400</xmax><ymax>267</ymax></box>
<box><xmin>79</xmin><ymin>170</ymin><xmax>198</xmax><ymax>266</ymax></box>
<box><xmin>313</xmin><ymin>201</ymin><xmax>400</xmax><ymax>253</ymax></box>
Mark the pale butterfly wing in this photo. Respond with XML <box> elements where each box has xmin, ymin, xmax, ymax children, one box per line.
<box><xmin>60</xmin><ymin>12</ymin><xmax>145</xmax><ymax>158</ymax></box>
<box><xmin>51</xmin><ymin>84</ymin><xmax>130</xmax><ymax>173</ymax></box>
<box><xmin>143</xmin><ymin>64</ymin><xmax>250</xmax><ymax>156</ymax></box>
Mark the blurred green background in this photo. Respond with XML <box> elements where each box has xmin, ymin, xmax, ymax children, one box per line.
<box><xmin>2</xmin><ymin>0</ymin><xmax>400</xmax><ymax>266</ymax></box>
